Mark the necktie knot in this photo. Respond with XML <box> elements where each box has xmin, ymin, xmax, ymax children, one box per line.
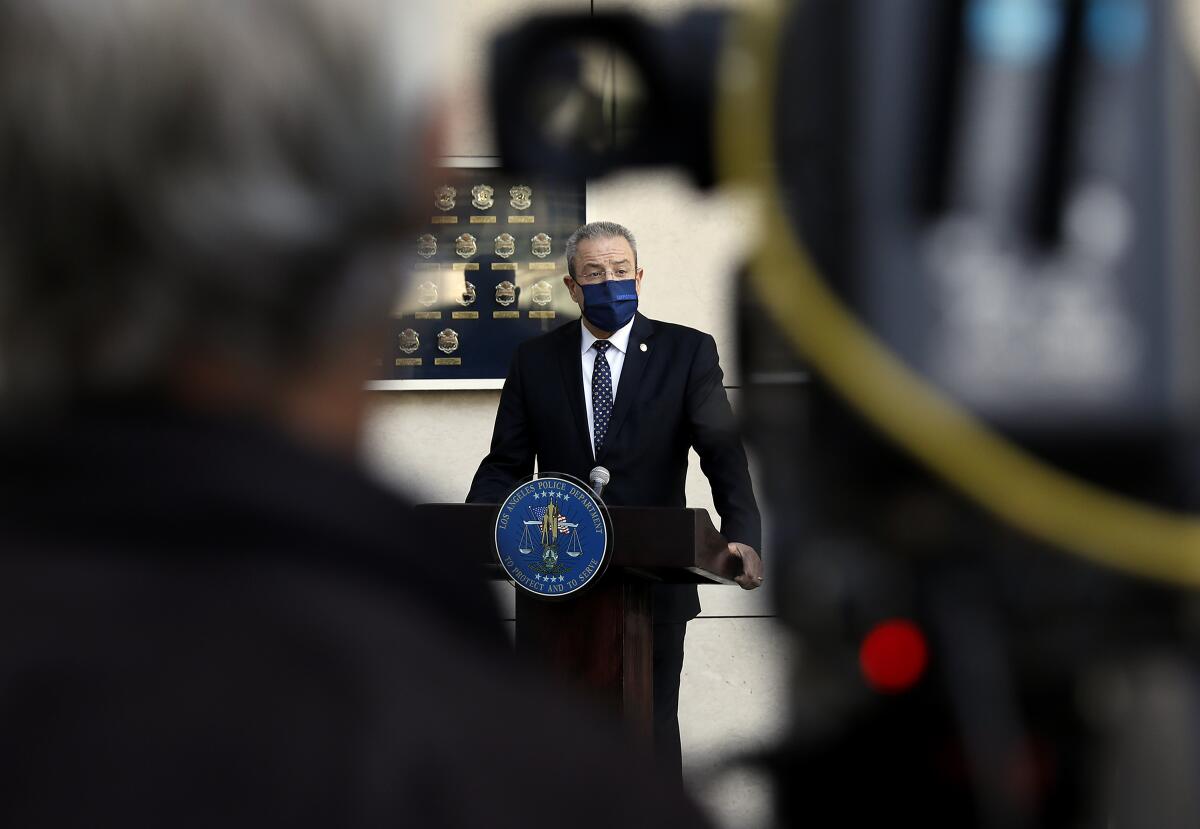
<box><xmin>593</xmin><ymin>340</ymin><xmax>611</xmax><ymax>354</ymax></box>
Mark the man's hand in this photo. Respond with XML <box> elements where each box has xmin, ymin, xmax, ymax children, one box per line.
<box><xmin>728</xmin><ymin>542</ymin><xmax>764</xmax><ymax>590</ymax></box>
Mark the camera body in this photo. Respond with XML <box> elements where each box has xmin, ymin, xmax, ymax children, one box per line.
<box><xmin>491</xmin><ymin>1</ymin><xmax>1200</xmax><ymax>823</ymax></box>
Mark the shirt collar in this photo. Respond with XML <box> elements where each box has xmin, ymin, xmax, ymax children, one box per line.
<box><xmin>580</xmin><ymin>314</ymin><xmax>636</xmax><ymax>356</ymax></box>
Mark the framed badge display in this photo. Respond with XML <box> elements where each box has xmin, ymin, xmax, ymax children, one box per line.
<box><xmin>369</xmin><ymin>158</ymin><xmax>585</xmax><ymax>390</ymax></box>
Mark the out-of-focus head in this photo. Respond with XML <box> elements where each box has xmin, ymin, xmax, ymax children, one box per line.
<box><xmin>0</xmin><ymin>0</ymin><xmax>436</xmax><ymax>431</ymax></box>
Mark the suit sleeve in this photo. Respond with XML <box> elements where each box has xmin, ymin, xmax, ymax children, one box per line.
<box><xmin>466</xmin><ymin>351</ymin><xmax>535</xmax><ymax>503</ymax></box>
<box><xmin>686</xmin><ymin>334</ymin><xmax>763</xmax><ymax>552</ymax></box>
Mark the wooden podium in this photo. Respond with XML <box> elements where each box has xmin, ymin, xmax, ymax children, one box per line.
<box><xmin>415</xmin><ymin>503</ymin><xmax>739</xmax><ymax>731</ymax></box>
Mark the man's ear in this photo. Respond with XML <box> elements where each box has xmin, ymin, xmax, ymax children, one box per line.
<box><xmin>563</xmin><ymin>275</ymin><xmax>579</xmax><ymax>301</ymax></box>
<box><xmin>634</xmin><ymin>267</ymin><xmax>644</xmax><ymax>294</ymax></box>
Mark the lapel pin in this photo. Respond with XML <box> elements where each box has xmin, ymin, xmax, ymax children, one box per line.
<box><xmin>640</xmin><ymin>343</ymin><xmax>648</xmax><ymax>352</ymax></box>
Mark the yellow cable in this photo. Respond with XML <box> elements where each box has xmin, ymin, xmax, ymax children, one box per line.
<box><xmin>715</xmin><ymin>1</ymin><xmax>1200</xmax><ymax>586</ymax></box>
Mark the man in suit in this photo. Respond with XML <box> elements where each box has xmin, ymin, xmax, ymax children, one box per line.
<box><xmin>468</xmin><ymin>220</ymin><xmax>764</xmax><ymax>778</ymax></box>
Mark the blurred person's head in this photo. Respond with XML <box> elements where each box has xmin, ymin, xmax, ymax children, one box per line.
<box><xmin>0</xmin><ymin>0</ymin><xmax>437</xmax><ymax>452</ymax></box>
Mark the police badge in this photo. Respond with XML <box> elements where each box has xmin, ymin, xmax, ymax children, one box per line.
<box><xmin>437</xmin><ymin>328</ymin><xmax>460</xmax><ymax>354</ymax></box>
<box><xmin>495</xmin><ymin>280</ymin><xmax>517</xmax><ymax>306</ymax></box>
<box><xmin>530</xmin><ymin>280</ymin><xmax>553</xmax><ymax>306</ymax></box>
<box><xmin>494</xmin><ymin>233</ymin><xmax>516</xmax><ymax>259</ymax></box>
<box><xmin>470</xmin><ymin>184</ymin><xmax>494</xmax><ymax>210</ymax></box>
<box><xmin>416</xmin><ymin>233</ymin><xmax>437</xmax><ymax>259</ymax></box>
<box><xmin>457</xmin><ymin>281</ymin><xmax>477</xmax><ymax>306</ymax></box>
<box><xmin>455</xmin><ymin>233</ymin><xmax>477</xmax><ymax>259</ymax></box>
<box><xmin>398</xmin><ymin>328</ymin><xmax>420</xmax><ymax>354</ymax></box>
<box><xmin>493</xmin><ymin>474</ymin><xmax>612</xmax><ymax>599</ymax></box>
<box><xmin>434</xmin><ymin>185</ymin><xmax>456</xmax><ymax>211</ymax></box>
<box><xmin>531</xmin><ymin>232</ymin><xmax>552</xmax><ymax>259</ymax></box>
<box><xmin>509</xmin><ymin>184</ymin><xmax>532</xmax><ymax>210</ymax></box>
<box><xmin>416</xmin><ymin>281</ymin><xmax>438</xmax><ymax>308</ymax></box>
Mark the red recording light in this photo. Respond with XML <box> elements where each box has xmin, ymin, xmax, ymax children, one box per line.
<box><xmin>859</xmin><ymin>618</ymin><xmax>929</xmax><ymax>693</ymax></box>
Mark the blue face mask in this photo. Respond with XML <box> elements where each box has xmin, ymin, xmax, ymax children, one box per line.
<box><xmin>574</xmin><ymin>277</ymin><xmax>638</xmax><ymax>332</ymax></box>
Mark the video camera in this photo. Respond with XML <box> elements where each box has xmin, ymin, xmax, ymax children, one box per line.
<box><xmin>492</xmin><ymin>1</ymin><xmax>1200</xmax><ymax>824</ymax></box>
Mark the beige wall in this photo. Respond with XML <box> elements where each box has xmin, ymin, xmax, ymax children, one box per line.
<box><xmin>361</xmin><ymin>1</ymin><xmax>788</xmax><ymax>823</ymax></box>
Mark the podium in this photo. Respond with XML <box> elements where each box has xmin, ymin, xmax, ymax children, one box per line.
<box><xmin>415</xmin><ymin>503</ymin><xmax>739</xmax><ymax>731</ymax></box>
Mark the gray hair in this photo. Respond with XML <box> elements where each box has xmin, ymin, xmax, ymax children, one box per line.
<box><xmin>564</xmin><ymin>221</ymin><xmax>638</xmax><ymax>279</ymax></box>
<box><xmin>0</xmin><ymin>0</ymin><xmax>434</xmax><ymax>410</ymax></box>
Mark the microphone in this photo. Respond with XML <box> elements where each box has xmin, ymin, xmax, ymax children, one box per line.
<box><xmin>588</xmin><ymin>466</ymin><xmax>610</xmax><ymax>498</ymax></box>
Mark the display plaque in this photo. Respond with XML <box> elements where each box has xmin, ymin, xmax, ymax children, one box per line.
<box><xmin>371</xmin><ymin>160</ymin><xmax>585</xmax><ymax>390</ymax></box>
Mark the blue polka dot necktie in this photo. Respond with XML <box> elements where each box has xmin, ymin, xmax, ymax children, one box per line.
<box><xmin>592</xmin><ymin>340</ymin><xmax>613</xmax><ymax>457</ymax></box>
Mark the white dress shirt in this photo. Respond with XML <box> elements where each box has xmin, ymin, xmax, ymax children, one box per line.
<box><xmin>581</xmin><ymin>316</ymin><xmax>635</xmax><ymax>458</ymax></box>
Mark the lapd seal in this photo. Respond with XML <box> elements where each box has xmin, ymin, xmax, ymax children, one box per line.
<box><xmin>494</xmin><ymin>473</ymin><xmax>612</xmax><ymax>600</ymax></box>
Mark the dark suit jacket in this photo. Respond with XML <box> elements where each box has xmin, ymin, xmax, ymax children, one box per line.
<box><xmin>0</xmin><ymin>405</ymin><xmax>710</xmax><ymax>828</ymax></box>
<box><xmin>467</xmin><ymin>313</ymin><xmax>761</xmax><ymax>622</ymax></box>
